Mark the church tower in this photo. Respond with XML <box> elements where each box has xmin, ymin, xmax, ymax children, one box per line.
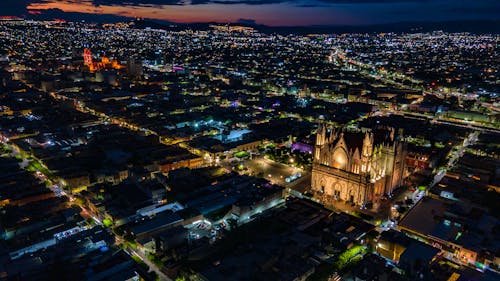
<box><xmin>315</xmin><ymin>117</ymin><xmax>326</xmax><ymax>161</ymax></box>
<box><xmin>83</xmin><ymin>48</ymin><xmax>93</xmax><ymax>67</ymax></box>
<box><xmin>361</xmin><ymin>131</ymin><xmax>373</xmax><ymax>173</ymax></box>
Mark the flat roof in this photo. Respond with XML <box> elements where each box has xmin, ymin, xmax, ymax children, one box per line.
<box><xmin>398</xmin><ymin>197</ymin><xmax>447</xmax><ymax>236</ymax></box>
<box><xmin>130</xmin><ymin>211</ymin><xmax>183</xmax><ymax>235</ymax></box>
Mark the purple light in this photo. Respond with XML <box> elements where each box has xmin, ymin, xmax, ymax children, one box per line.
<box><xmin>291</xmin><ymin>142</ymin><xmax>313</xmax><ymax>153</ymax></box>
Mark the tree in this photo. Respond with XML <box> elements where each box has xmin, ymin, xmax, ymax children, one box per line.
<box><xmin>462</xmin><ymin>100</ymin><xmax>475</xmax><ymax>110</ymax></box>
<box><xmin>333</xmin><ymin>245</ymin><xmax>366</xmax><ymax>272</ymax></box>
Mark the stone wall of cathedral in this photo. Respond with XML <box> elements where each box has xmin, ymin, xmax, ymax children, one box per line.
<box><xmin>311</xmin><ymin>163</ymin><xmax>373</xmax><ymax>206</ymax></box>
<box><xmin>311</xmin><ymin>125</ymin><xmax>406</xmax><ymax>210</ymax></box>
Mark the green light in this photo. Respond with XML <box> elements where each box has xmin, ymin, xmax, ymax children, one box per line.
<box><xmin>103</xmin><ymin>218</ymin><xmax>113</xmax><ymax>227</ymax></box>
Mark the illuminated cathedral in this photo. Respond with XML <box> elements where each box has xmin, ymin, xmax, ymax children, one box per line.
<box><xmin>311</xmin><ymin>122</ymin><xmax>406</xmax><ymax>210</ymax></box>
<box><xmin>83</xmin><ymin>48</ymin><xmax>123</xmax><ymax>72</ymax></box>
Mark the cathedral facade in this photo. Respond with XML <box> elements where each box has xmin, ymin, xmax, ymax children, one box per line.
<box><xmin>311</xmin><ymin>123</ymin><xmax>406</xmax><ymax>209</ymax></box>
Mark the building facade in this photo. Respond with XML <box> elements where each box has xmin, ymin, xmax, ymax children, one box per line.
<box><xmin>311</xmin><ymin>123</ymin><xmax>406</xmax><ymax>209</ymax></box>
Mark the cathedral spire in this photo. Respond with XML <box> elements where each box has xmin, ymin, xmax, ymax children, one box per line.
<box><xmin>315</xmin><ymin>123</ymin><xmax>326</xmax><ymax>146</ymax></box>
<box><xmin>315</xmin><ymin>118</ymin><xmax>327</xmax><ymax>161</ymax></box>
<box><xmin>328</xmin><ymin>126</ymin><xmax>336</xmax><ymax>143</ymax></box>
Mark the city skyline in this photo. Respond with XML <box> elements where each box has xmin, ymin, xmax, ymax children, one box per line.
<box><xmin>0</xmin><ymin>17</ymin><xmax>499</xmax><ymax>281</ymax></box>
<box><xmin>1</xmin><ymin>0</ymin><xmax>499</xmax><ymax>26</ymax></box>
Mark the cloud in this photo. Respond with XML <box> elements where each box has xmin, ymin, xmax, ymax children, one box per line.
<box><xmin>91</xmin><ymin>0</ymin><xmax>183</xmax><ymax>7</ymax></box>
<box><xmin>318</xmin><ymin>0</ymin><xmax>425</xmax><ymax>3</ymax></box>
<box><xmin>2</xmin><ymin>0</ymin><xmax>500</xmax><ymax>26</ymax></box>
<box><xmin>190</xmin><ymin>0</ymin><xmax>425</xmax><ymax>5</ymax></box>
<box><xmin>28</xmin><ymin>8</ymin><xmax>136</xmax><ymax>22</ymax></box>
<box><xmin>236</xmin><ymin>18</ymin><xmax>257</xmax><ymax>24</ymax></box>
<box><xmin>0</xmin><ymin>0</ymin><xmax>43</xmax><ymax>16</ymax></box>
<box><xmin>209</xmin><ymin>0</ymin><xmax>291</xmax><ymax>4</ymax></box>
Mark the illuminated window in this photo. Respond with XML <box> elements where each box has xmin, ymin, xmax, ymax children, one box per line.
<box><xmin>332</xmin><ymin>149</ymin><xmax>347</xmax><ymax>169</ymax></box>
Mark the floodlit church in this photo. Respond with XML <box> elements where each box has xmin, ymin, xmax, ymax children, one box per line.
<box><xmin>311</xmin><ymin>121</ymin><xmax>406</xmax><ymax>209</ymax></box>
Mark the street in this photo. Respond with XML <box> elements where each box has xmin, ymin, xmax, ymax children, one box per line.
<box><xmin>126</xmin><ymin>247</ymin><xmax>171</xmax><ymax>281</ymax></box>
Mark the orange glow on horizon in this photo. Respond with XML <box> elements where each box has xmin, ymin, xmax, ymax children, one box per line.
<box><xmin>28</xmin><ymin>1</ymin><xmax>254</xmax><ymax>24</ymax></box>
<box><xmin>26</xmin><ymin>0</ymin><xmax>357</xmax><ymax>26</ymax></box>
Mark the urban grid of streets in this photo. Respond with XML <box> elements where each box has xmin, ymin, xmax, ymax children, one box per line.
<box><xmin>4</xmin><ymin>50</ymin><xmax>485</xmax><ymax>281</ymax></box>
<box><xmin>0</xmin><ymin>20</ymin><xmax>498</xmax><ymax>281</ymax></box>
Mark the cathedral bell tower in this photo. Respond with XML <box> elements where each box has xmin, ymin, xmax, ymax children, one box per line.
<box><xmin>315</xmin><ymin>116</ymin><xmax>326</xmax><ymax>161</ymax></box>
<box><xmin>361</xmin><ymin>131</ymin><xmax>373</xmax><ymax>173</ymax></box>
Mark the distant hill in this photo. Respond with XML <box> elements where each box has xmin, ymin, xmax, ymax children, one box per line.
<box><xmin>132</xmin><ymin>19</ymin><xmax>500</xmax><ymax>34</ymax></box>
<box><xmin>255</xmin><ymin>20</ymin><xmax>500</xmax><ymax>35</ymax></box>
<box><xmin>25</xmin><ymin>12</ymin><xmax>500</xmax><ymax>34</ymax></box>
<box><xmin>133</xmin><ymin>19</ymin><xmax>215</xmax><ymax>32</ymax></box>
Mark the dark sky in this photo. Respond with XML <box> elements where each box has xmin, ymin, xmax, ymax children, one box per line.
<box><xmin>1</xmin><ymin>0</ymin><xmax>499</xmax><ymax>26</ymax></box>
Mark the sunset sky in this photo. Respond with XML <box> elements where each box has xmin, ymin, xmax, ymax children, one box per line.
<box><xmin>2</xmin><ymin>0</ymin><xmax>500</xmax><ymax>26</ymax></box>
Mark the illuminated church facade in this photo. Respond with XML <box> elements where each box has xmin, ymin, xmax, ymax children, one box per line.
<box><xmin>311</xmin><ymin>123</ymin><xmax>406</xmax><ymax>209</ymax></box>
